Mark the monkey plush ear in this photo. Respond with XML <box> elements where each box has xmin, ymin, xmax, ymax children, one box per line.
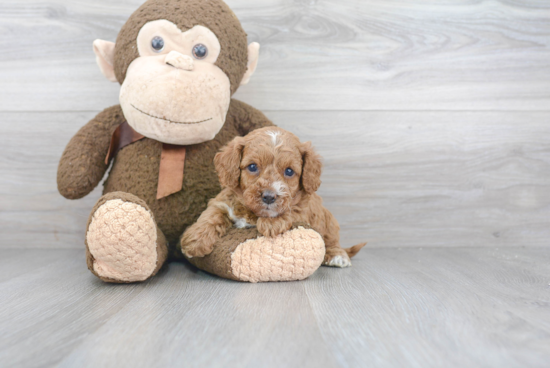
<box><xmin>240</xmin><ymin>42</ymin><xmax>260</xmax><ymax>86</ymax></box>
<box><xmin>93</xmin><ymin>40</ymin><xmax>118</xmax><ymax>83</ymax></box>
<box><xmin>300</xmin><ymin>142</ymin><xmax>323</xmax><ymax>194</ymax></box>
<box><xmin>214</xmin><ymin>137</ymin><xmax>246</xmax><ymax>189</ymax></box>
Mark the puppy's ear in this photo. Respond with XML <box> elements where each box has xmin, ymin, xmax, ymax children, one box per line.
<box><xmin>215</xmin><ymin>137</ymin><xmax>245</xmax><ymax>189</ymax></box>
<box><xmin>300</xmin><ymin>141</ymin><xmax>323</xmax><ymax>193</ymax></box>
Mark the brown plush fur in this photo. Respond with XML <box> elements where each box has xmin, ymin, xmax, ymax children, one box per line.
<box><xmin>181</xmin><ymin>127</ymin><xmax>366</xmax><ymax>264</ymax></box>
<box><xmin>114</xmin><ymin>0</ymin><xmax>248</xmax><ymax>94</ymax></box>
<box><xmin>57</xmin><ymin>106</ymin><xmax>123</xmax><ymax>200</ymax></box>
<box><xmin>58</xmin><ymin>100</ymin><xmax>273</xmax><ymax>248</ymax></box>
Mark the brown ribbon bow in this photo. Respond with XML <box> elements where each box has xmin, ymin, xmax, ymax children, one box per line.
<box><xmin>105</xmin><ymin>121</ymin><xmax>187</xmax><ymax>200</ymax></box>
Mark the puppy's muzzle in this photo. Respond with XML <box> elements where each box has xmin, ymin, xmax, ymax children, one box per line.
<box><xmin>262</xmin><ymin>190</ymin><xmax>277</xmax><ymax>205</ymax></box>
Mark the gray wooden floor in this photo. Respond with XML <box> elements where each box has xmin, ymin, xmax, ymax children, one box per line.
<box><xmin>1</xmin><ymin>0</ymin><xmax>550</xmax><ymax>367</ymax></box>
<box><xmin>0</xmin><ymin>248</ymin><xmax>549</xmax><ymax>368</ymax></box>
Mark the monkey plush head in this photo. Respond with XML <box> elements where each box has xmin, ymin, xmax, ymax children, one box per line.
<box><xmin>93</xmin><ymin>0</ymin><xmax>260</xmax><ymax>145</ymax></box>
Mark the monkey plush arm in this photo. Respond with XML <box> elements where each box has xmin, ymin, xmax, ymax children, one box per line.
<box><xmin>230</xmin><ymin>99</ymin><xmax>275</xmax><ymax>136</ymax></box>
<box><xmin>57</xmin><ymin>105</ymin><xmax>125</xmax><ymax>199</ymax></box>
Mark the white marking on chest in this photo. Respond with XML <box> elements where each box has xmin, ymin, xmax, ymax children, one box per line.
<box><xmin>266</xmin><ymin>131</ymin><xmax>282</xmax><ymax>147</ymax></box>
<box><xmin>221</xmin><ymin>203</ymin><xmax>255</xmax><ymax>229</ymax></box>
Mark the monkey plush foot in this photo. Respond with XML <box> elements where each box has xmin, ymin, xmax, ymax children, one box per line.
<box><xmin>185</xmin><ymin>223</ymin><xmax>325</xmax><ymax>283</ymax></box>
<box><xmin>86</xmin><ymin>192</ymin><xmax>168</xmax><ymax>283</ymax></box>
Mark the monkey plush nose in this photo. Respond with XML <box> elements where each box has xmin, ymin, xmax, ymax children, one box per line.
<box><xmin>165</xmin><ymin>51</ymin><xmax>194</xmax><ymax>71</ymax></box>
<box><xmin>262</xmin><ymin>191</ymin><xmax>277</xmax><ymax>205</ymax></box>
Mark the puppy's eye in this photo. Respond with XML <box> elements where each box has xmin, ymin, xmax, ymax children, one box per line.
<box><xmin>285</xmin><ymin>168</ymin><xmax>295</xmax><ymax>177</ymax></box>
<box><xmin>151</xmin><ymin>36</ymin><xmax>165</xmax><ymax>52</ymax></box>
<box><xmin>192</xmin><ymin>44</ymin><xmax>208</xmax><ymax>59</ymax></box>
<box><xmin>247</xmin><ymin>164</ymin><xmax>259</xmax><ymax>173</ymax></box>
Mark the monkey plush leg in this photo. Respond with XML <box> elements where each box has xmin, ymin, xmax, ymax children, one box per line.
<box><xmin>185</xmin><ymin>223</ymin><xmax>325</xmax><ymax>283</ymax></box>
<box><xmin>86</xmin><ymin>192</ymin><xmax>168</xmax><ymax>283</ymax></box>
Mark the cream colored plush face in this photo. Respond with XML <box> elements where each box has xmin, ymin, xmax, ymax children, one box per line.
<box><xmin>119</xmin><ymin>20</ymin><xmax>231</xmax><ymax>145</ymax></box>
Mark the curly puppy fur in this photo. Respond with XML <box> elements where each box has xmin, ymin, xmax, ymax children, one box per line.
<box><xmin>180</xmin><ymin>127</ymin><xmax>366</xmax><ymax>267</ymax></box>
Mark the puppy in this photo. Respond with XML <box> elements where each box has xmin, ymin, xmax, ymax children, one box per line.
<box><xmin>180</xmin><ymin>127</ymin><xmax>366</xmax><ymax>267</ymax></box>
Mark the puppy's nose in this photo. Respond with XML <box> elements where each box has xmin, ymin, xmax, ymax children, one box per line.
<box><xmin>262</xmin><ymin>191</ymin><xmax>277</xmax><ymax>205</ymax></box>
<box><xmin>165</xmin><ymin>51</ymin><xmax>194</xmax><ymax>71</ymax></box>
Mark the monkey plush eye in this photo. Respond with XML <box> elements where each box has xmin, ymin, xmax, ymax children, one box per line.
<box><xmin>247</xmin><ymin>164</ymin><xmax>258</xmax><ymax>173</ymax></box>
<box><xmin>285</xmin><ymin>168</ymin><xmax>295</xmax><ymax>177</ymax></box>
<box><xmin>151</xmin><ymin>36</ymin><xmax>165</xmax><ymax>52</ymax></box>
<box><xmin>192</xmin><ymin>44</ymin><xmax>208</xmax><ymax>59</ymax></box>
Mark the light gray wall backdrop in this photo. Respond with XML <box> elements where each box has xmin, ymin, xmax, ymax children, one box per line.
<box><xmin>1</xmin><ymin>0</ymin><xmax>549</xmax><ymax>249</ymax></box>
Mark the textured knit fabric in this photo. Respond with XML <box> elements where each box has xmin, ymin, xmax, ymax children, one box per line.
<box><xmin>85</xmin><ymin>192</ymin><xmax>169</xmax><ymax>283</ymax></box>
<box><xmin>230</xmin><ymin>227</ymin><xmax>325</xmax><ymax>283</ymax></box>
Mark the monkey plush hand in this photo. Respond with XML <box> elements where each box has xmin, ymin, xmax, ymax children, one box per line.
<box><xmin>57</xmin><ymin>0</ymin><xmax>326</xmax><ymax>283</ymax></box>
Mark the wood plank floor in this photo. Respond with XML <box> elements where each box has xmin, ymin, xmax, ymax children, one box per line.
<box><xmin>0</xmin><ymin>248</ymin><xmax>548</xmax><ymax>368</ymax></box>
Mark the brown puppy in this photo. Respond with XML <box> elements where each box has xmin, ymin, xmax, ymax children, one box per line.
<box><xmin>180</xmin><ymin>127</ymin><xmax>366</xmax><ymax>267</ymax></box>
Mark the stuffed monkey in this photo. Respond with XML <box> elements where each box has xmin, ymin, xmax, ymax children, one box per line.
<box><xmin>57</xmin><ymin>0</ymin><xmax>327</xmax><ymax>283</ymax></box>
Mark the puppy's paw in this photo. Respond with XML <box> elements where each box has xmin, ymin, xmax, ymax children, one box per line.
<box><xmin>323</xmin><ymin>253</ymin><xmax>352</xmax><ymax>268</ymax></box>
<box><xmin>181</xmin><ymin>240</ymin><xmax>214</xmax><ymax>258</ymax></box>
<box><xmin>257</xmin><ymin>217</ymin><xmax>292</xmax><ymax>238</ymax></box>
<box><xmin>258</xmin><ymin>226</ymin><xmax>281</xmax><ymax>238</ymax></box>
